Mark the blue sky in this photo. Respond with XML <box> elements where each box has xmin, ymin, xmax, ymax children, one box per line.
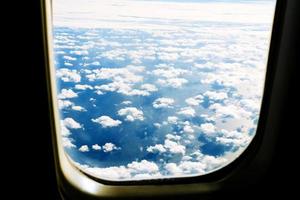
<box><xmin>53</xmin><ymin>0</ymin><xmax>276</xmax><ymax>181</ymax></box>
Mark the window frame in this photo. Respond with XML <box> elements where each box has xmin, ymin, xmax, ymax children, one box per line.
<box><xmin>42</xmin><ymin>0</ymin><xmax>288</xmax><ymax>198</ymax></box>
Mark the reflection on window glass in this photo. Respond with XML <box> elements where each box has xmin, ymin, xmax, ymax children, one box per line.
<box><xmin>52</xmin><ymin>0</ymin><xmax>276</xmax><ymax>181</ymax></box>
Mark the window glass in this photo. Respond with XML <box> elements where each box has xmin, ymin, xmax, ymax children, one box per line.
<box><xmin>52</xmin><ymin>0</ymin><xmax>276</xmax><ymax>181</ymax></box>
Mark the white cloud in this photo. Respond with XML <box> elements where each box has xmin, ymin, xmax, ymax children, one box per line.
<box><xmin>74</xmin><ymin>84</ymin><xmax>93</xmax><ymax>90</ymax></box>
<box><xmin>164</xmin><ymin>163</ymin><xmax>182</xmax><ymax>175</ymax></box>
<box><xmin>118</xmin><ymin>107</ymin><xmax>144</xmax><ymax>122</ymax></box>
<box><xmin>128</xmin><ymin>160</ymin><xmax>159</xmax><ymax>174</ymax></box>
<box><xmin>64</xmin><ymin>62</ymin><xmax>73</xmax><ymax>67</ymax></box>
<box><xmin>200</xmin><ymin>123</ymin><xmax>216</xmax><ymax>135</ymax></box>
<box><xmin>58</xmin><ymin>99</ymin><xmax>73</xmax><ymax>109</ymax></box>
<box><xmin>157</xmin><ymin>78</ymin><xmax>188</xmax><ymax>88</ymax></box>
<box><xmin>152</xmin><ymin>66</ymin><xmax>188</xmax><ymax>78</ymax></box>
<box><xmin>102</xmin><ymin>143</ymin><xmax>119</xmax><ymax>152</ymax></box>
<box><xmin>58</xmin><ymin>89</ymin><xmax>78</xmax><ymax>99</ymax></box>
<box><xmin>183</xmin><ymin>124</ymin><xmax>194</xmax><ymax>133</ymax></box>
<box><xmin>95</xmin><ymin>81</ymin><xmax>149</xmax><ymax>96</ymax></box>
<box><xmin>56</xmin><ymin>68</ymin><xmax>81</xmax><ymax>83</ymax></box>
<box><xmin>121</xmin><ymin>100</ymin><xmax>132</xmax><ymax>105</ymax></box>
<box><xmin>101</xmin><ymin>49</ymin><xmax>125</xmax><ymax>60</ymax></box>
<box><xmin>126</xmin><ymin>65</ymin><xmax>145</xmax><ymax>73</ymax></box>
<box><xmin>209</xmin><ymin>103</ymin><xmax>251</xmax><ymax>119</ymax></box>
<box><xmin>165</xmin><ymin>134</ymin><xmax>181</xmax><ymax>141</ymax></box>
<box><xmin>63</xmin><ymin>55</ymin><xmax>77</xmax><ymax>61</ymax></box>
<box><xmin>153</xmin><ymin>66</ymin><xmax>188</xmax><ymax>88</ymax></box>
<box><xmin>185</xmin><ymin>95</ymin><xmax>204</xmax><ymax>106</ymax></box>
<box><xmin>70</xmin><ymin>50</ymin><xmax>88</xmax><ymax>55</ymax></box>
<box><xmin>153</xmin><ymin>98</ymin><xmax>175</xmax><ymax>108</ymax></box>
<box><xmin>86</xmin><ymin>68</ymin><xmax>142</xmax><ymax>83</ymax></box>
<box><xmin>167</xmin><ymin>116</ymin><xmax>178</xmax><ymax>124</ymax></box>
<box><xmin>60</xmin><ymin>120</ymin><xmax>71</xmax><ymax>137</ymax></box>
<box><xmin>204</xmin><ymin>91</ymin><xmax>228</xmax><ymax>101</ymax></box>
<box><xmin>123</xmin><ymin>89</ymin><xmax>150</xmax><ymax>96</ymax></box>
<box><xmin>75</xmin><ymin>159</ymin><xmax>161</xmax><ymax>180</ymax></box>
<box><xmin>62</xmin><ymin>118</ymin><xmax>82</xmax><ymax>129</ymax></box>
<box><xmin>147</xmin><ymin>144</ymin><xmax>166</xmax><ymax>153</ymax></box>
<box><xmin>79</xmin><ymin>145</ymin><xmax>89</xmax><ymax>152</ymax></box>
<box><xmin>91</xmin><ymin>61</ymin><xmax>100</xmax><ymax>66</ymax></box>
<box><xmin>216</xmin><ymin>129</ymin><xmax>250</xmax><ymax>147</ymax></box>
<box><xmin>71</xmin><ymin>105</ymin><xmax>86</xmax><ymax>112</ymax></box>
<box><xmin>153</xmin><ymin>123</ymin><xmax>162</xmax><ymax>128</ymax></box>
<box><xmin>164</xmin><ymin>139</ymin><xmax>186</xmax><ymax>155</ymax></box>
<box><xmin>92</xmin><ymin>144</ymin><xmax>101</xmax><ymax>150</ymax></box>
<box><xmin>158</xmin><ymin>52</ymin><xmax>179</xmax><ymax>61</ymax></box>
<box><xmin>140</xmin><ymin>84</ymin><xmax>158</xmax><ymax>92</ymax></box>
<box><xmin>147</xmin><ymin>134</ymin><xmax>185</xmax><ymax>155</ymax></box>
<box><xmin>62</xmin><ymin>137</ymin><xmax>76</xmax><ymax>148</ymax></box>
<box><xmin>175</xmin><ymin>161</ymin><xmax>206</xmax><ymax>174</ymax></box>
<box><xmin>177</xmin><ymin>107</ymin><xmax>196</xmax><ymax>117</ymax></box>
<box><xmin>165</xmin><ymin>153</ymin><xmax>227</xmax><ymax>176</ymax></box>
<box><xmin>92</xmin><ymin>116</ymin><xmax>122</xmax><ymax>128</ymax></box>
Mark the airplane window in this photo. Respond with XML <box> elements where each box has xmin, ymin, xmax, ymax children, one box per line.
<box><xmin>51</xmin><ymin>0</ymin><xmax>276</xmax><ymax>181</ymax></box>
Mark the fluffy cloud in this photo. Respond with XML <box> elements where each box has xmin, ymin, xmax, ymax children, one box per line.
<box><xmin>165</xmin><ymin>152</ymin><xmax>227</xmax><ymax>176</ymax></box>
<box><xmin>209</xmin><ymin>103</ymin><xmax>251</xmax><ymax>119</ymax></box>
<box><xmin>157</xmin><ymin>78</ymin><xmax>188</xmax><ymax>88</ymax></box>
<box><xmin>158</xmin><ymin>52</ymin><xmax>179</xmax><ymax>61</ymax></box>
<box><xmin>56</xmin><ymin>68</ymin><xmax>81</xmax><ymax>83</ymax></box>
<box><xmin>92</xmin><ymin>116</ymin><xmax>122</xmax><ymax>128</ymax></box>
<box><xmin>75</xmin><ymin>159</ymin><xmax>160</xmax><ymax>180</ymax></box>
<box><xmin>58</xmin><ymin>99</ymin><xmax>73</xmax><ymax>109</ymax></box>
<box><xmin>216</xmin><ymin>129</ymin><xmax>250</xmax><ymax>147</ymax></box>
<box><xmin>118</xmin><ymin>107</ymin><xmax>144</xmax><ymax>121</ymax></box>
<box><xmin>167</xmin><ymin>116</ymin><xmax>178</xmax><ymax>124</ymax></box>
<box><xmin>92</xmin><ymin>144</ymin><xmax>101</xmax><ymax>150</ymax></box>
<box><xmin>94</xmin><ymin>81</ymin><xmax>150</xmax><ymax>96</ymax></box>
<box><xmin>146</xmin><ymin>144</ymin><xmax>166</xmax><ymax>153</ymax></box>
<box><xmin>121</xmin><ymin>100</ymin><xmax>132</xmax><ymax>105</ymax></box>
<box><xmin>71</xmin><ymin>105</ymin><xmax>86</xmax><ymax>112</ymax></box>
<box><xmin>147</xmin><ymin>138</ymin><xmax>185</xmax><ymax>155</ymax></box>
<box><xmin>62</xmin><ymin>118</ymin><xmax>82</xmax><ymax>129</ymax></box>
<box><xmin>153</xmin><ymin>98</ymin><xmax>175</xmax><ymax>108</ymax></box>
<box><xmin>60</xmin><ymin>118</ymin><xmax>81</xmax><ymax>149</ymax></box>
<box><xmin>58</xmin><ymin>89</ymin><xmax>78</xmax><ymax>99</ymax></box>
<box><xmin>164</xmin><ymin>139</ymin><xmax>186</xmax><ymax>155</ymax></box>
<box><xmin>200</xmin><ymin>123</ymin><xmax>216</xmax><ymax>135</ymax></box>
<box><xmin>127</xmin><ymin>160</ymin><xmax>159</xmax><ymax>174</ymax></box>
<box><xmin>185</xmin><ymin>95</ymin><xmax>204</xmax><ymax>106</ymax></box>
<box><xmin>165</xmin><ymin>134</ymin><xmax>181</xmax><ymax>141</ymax></box>
<box><xmin>60</xmin><ymin>121</ymin><xmax>71</xmax><ymax>137</ymax></box>
<box><xmin>152</xmin><ymin>66</ymin><xmax>187</xmax><ymax>78</ymax></box>
<box><xmin>177</xmin><ymin>107</ymin><xmax>196</xmax><ymax>117</ymax></box>
<box><xmin>204</xmin><ymin>91</ymin><xmax>228</xmax><ymax>101</ymax></box>
<box><xmin>74</xmin><ymin>84</ymin><xmax>93</xmax><ymax>90</ymax></box>
<box><xmin>70</xmin><ymin>50</ymin><xmax>88</xmax><ymax>55</ymax></box>
<box><xmin>153</xmin><ymin>66</ymin><xmax>189</xmax><ymax>88</ymax></box>
<box><xmin>63</xmin><ymin>55</ymin><xmax>77</xmax><ymax>61</ymax></box>
<box><xmin>183</xmin><ymin>124</ymin><xmax>194</xmax><ymax>133</ymax></box>
<box><xmin>102</xmin><ymin>143</ymin><xmax>119</xmax><ymax>152</ymax></box>
<box><xmin>86</xmin><ymin>68</ymin><xmax>142</xmax><ymax>83</ymax></box>
<box><xmin>140</xmin><ymin>84</ymin><xmax>158</xmax><ymax>92</ymax></box>
<box><xmin>58</xmin><ymin>100</ymin><xmax>85</xmax><ymax>111</ymax></box>
<box><xmin>79</xmin><ymin>145</ymin><xmax>89</xmax><ymax>152</ymax></box>
<box><xmin>62</xmin><ymin>137</ymin><xmax>76</xmax><ymax>148</ymax></box>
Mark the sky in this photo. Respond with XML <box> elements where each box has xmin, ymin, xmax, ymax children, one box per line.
<box><xmin>53</xmin><ymin>0</ymin><xmax>276</xmax><ymax>181</ymax></box>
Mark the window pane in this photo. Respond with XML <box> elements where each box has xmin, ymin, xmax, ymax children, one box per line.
<box><xmin>52</xmin><ymin>0</ymin><xmax>276</xmax><ymax>181</ymax></box>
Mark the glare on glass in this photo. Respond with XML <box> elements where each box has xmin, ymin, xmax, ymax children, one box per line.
<box><xmin>52</xmin><ymin>0</ymin><xmax>276</xmax><ymax>181</ymax></box>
